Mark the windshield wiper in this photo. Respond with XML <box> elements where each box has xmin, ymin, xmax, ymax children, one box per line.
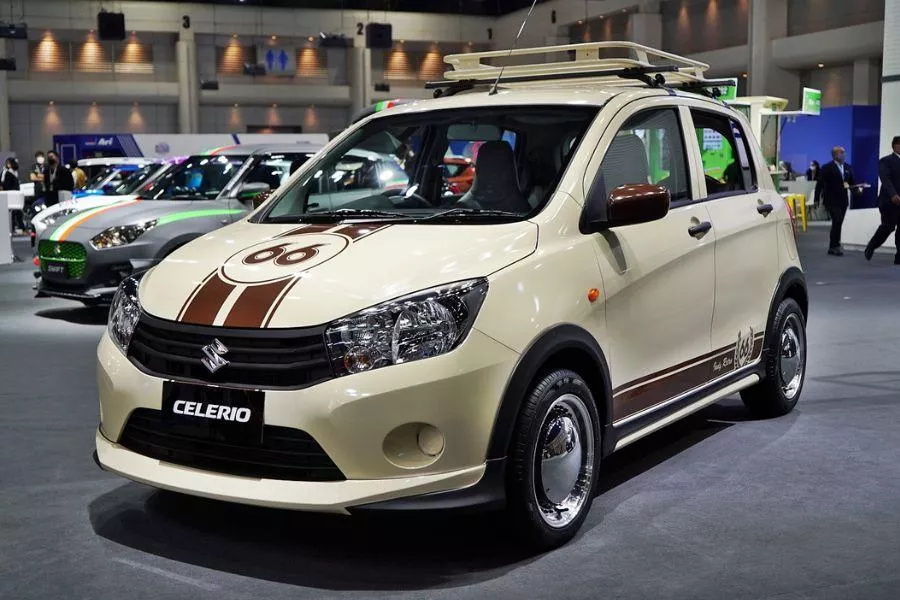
<box><xmin>421</xmin><ymin>207</ymin><xmax>522</xmax><ymax>221</ymax></box>
<box><xmin>265</xmin><ymin>208</ymin><xmax>414</xmax><ymax>223</ymax></box>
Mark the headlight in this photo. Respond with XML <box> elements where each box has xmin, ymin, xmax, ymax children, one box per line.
<box><xmin>108</xmin><ymin>276</ymin><xmax>141</xmax><ymax>354</ymax></box>
<box><xmin>41</xmin><ymin>207</ymin><xmax>78</xmax><ymax>226</ymax></box>
<box><xmin>90</xmin><ymin>219</ymin><xmax>158</xmax><ymax>249</ymax></box>
<box><xmin>325</xmin><ymin>279</ymin><xmax>488</xmax><ymax>376</ymax></box>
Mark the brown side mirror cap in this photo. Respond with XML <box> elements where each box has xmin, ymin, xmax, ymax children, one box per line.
<box><xmin>606</xmin><ymin>183</ymin><xmax>670</xmax><ymax>228</ymax></box>
<box><xmin>251</xmin><ymin>190</ymin><xmax>271</xmax><ymax>209</ymax></box>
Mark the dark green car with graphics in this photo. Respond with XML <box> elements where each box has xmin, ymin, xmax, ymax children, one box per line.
<box><xmin>35</xmin><ymin>143</ymin><xmax>321</xmax><ymax>305</ymax></box>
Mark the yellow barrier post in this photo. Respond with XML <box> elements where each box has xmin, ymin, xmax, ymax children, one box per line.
<box><xmin>784</xmin><ymin>194</ymin><xmax>807</xmax><ymax>233</ymax></box>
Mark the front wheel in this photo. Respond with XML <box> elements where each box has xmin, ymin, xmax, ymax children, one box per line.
<box><xmin>506</xmin><ymin>369</ymin><xmax>600</xmax><ymax>551</ymax></box>
<box><xmin>740</xmin><ymin>298</ymin><xmax>807</xmax><ymax>417</ymax></box>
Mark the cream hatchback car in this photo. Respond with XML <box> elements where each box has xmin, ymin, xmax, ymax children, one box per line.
<box><xmin>95</xmin><ymin>43</ymin><xmax>807</xmax><ymax>550</ymax></box>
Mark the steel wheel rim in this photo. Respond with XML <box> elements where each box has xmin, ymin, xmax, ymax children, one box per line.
<box><xmin>778</xmin><ymin>313</ymin><xmax>805</xmax><ymax>399</ymax></box>
<box><xmin>533</xmin><ymin>393</ymin><xmax>595</xmax><ymax>529</ymax></box>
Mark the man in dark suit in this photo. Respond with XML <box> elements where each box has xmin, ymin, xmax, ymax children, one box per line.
<box><xmin>816</xmin><ymin>146</ymin><xmax>856</xmax><ymax>256</ymax></box>
<box><xmin>865</xmin><ymin>136</ymin><xmax>900</xmax><ymax>264</ymax></box>
<box><xmin>42</xmin><ymin>150</ymin><xmax>75</xmax><ymax>207</ymax></box>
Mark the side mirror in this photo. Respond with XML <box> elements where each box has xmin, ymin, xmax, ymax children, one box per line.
<box><xmin>251</xmin><ymin>189</ymin><xmax>271</xmax><ymax>209</ymax></box>
<box><xmin>236</xmin><ymin>181</ymin><xmax>271</xmax><ymax>203</ymax></box>
<box><xmin>583</xmin><ymin>183</ymin><xmax>670</xmax><ymax>232</ymax></box>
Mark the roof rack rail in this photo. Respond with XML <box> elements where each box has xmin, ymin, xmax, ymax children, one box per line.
<box><xmin>425</xmin><ymin>41</ymin><xmax>730</xmax><ymax>98</ymax></box>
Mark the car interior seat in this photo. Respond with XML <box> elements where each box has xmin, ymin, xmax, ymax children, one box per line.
<box><xmin>459</xmin><ymin>141</ymin><xmax>532</xmax><ymax>213</ymax></box>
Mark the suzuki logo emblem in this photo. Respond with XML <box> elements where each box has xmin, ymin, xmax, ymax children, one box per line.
<box><xmin>54</xmin><ymin>244</ymin><xmax>61</xmax><ymax>256</ymax></box>
<box><xmin>201</xmin><ymin>339</ymin><xmax>229</xmax><ymax>373</ymax></box>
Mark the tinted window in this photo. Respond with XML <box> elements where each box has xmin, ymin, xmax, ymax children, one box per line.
<box><xmin>598</xmin><ymin>108</ymin><xmax>691</xmax><ymax>203</ymax></box>
<box><xmin>141</xmin><ymin>155</ymin><xmax>245</xmax><ymax>200</ymax></box>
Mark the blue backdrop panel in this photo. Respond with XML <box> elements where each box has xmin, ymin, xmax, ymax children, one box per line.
<box><xmin>781</xmin><ymin>106</ymin><xmax>880</xmax><ymax>208</ymax></box>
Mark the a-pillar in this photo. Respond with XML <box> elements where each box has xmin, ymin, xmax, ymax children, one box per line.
<box><xmin>748</xmin><ymin>0</ymin><xmax>800</xmax><ymax>103</ymax></box>
<box><xmin>0</xmin><ymin>40</ymin><xmax>10</xmax><ymax>152</ymax></box>
<box><xmin>349</xmin><ymin>45</ymin><xmax>372</xmax><ymax>119</ymax></box>
<box><xmin>176</xmin><ymin>29</ymin><xmax>199</xmax><ymax>134</ymax></box>
<box><xmin>630</xmin><ymin>2</ymin><xmax>662</xmax><ymax>49</ymax></box>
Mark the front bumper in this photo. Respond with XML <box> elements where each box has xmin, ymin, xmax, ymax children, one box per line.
<box><xmin>36</xmin><ymin>240</ymin><xmax>158</xmax><ymax>303</ymax></box>
<box><xmin>96</xmin><ymin>327</ymin><xmax>519</xmax><ymax>512</ymax></box>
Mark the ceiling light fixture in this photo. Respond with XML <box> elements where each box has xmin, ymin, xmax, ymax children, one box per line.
<box><xmin>818</xmin><ymin>63</ymin><xmax>824</xmax><ymax>68</ymax></box>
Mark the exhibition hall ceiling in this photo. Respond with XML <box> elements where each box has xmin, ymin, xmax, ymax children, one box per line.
<box><xmin>150</xmin><ymin>0</ymin><xmax>542</xmax><ymax>15</ymax></box>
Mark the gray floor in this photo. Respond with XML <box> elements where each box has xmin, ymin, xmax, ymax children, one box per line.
<box><xmin>2</xmin><ymin>228</ymin><xmax>900</xmax><ymax>600</ymax></box>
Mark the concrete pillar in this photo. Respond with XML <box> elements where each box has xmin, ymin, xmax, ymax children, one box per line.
<box><xmin>748</xmin><ymin>0</ymin><xmax>800</xmax><ymax>103</ymax></box>
<box><xmin>349</xmin><ymin>45</ymin><xmax>372</xmax><ymax>119</ymax></box>
<box><xmin>0</xmin><ymin>40</ymin><xmax>10</xmax><ymax>152</ymax></box>
<box><xmin>630</xmin><ymin>2</ymin><xmax>662</xmax><ymax>49</ymax></box>
<box><xmin>176</xmin><ymin>30</ymin><xmax>199</xmax><ymax>134</ymax></box>
<box><xmin>852</xmin><ymin>58</ymin><xmax>879</xmax><ymax>106</ymax></box>
<box><xmin>880</xmin><ymin>0</ymin><xmax>900</xmax><ymax>155</ymax></box>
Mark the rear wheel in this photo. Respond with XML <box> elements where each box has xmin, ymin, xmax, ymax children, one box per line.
<box><xmin>506</xmin><ymin>369</ymin><xmax>600</xmax><ymax>551</ymax></box>
<box><xmin>740</xmin><ymin>298</ymin><xmax>806</xmax><ymax>417</ymax></box>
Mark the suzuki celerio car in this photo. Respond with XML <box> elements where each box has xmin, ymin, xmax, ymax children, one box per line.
<box><xmin>95</xmin><ymin>43</ymin><xmax>808</xmax><ymax>549</ymax></box>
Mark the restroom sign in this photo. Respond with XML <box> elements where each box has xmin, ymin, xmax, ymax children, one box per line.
<box><xmin>257</xmin><ymin>45</ymin><xmax>296</xmax><ymax>76</ymax></box>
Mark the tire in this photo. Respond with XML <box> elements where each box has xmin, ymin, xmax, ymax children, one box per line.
<box><xmin>506</xmin><ymin>369</ymin><xmax>601</xmax><ymax>551</ymax></box>
<box><xmin>740</xmin><ymin>298</ymin><xmax>807</xmax><ymax>418</ymax></box>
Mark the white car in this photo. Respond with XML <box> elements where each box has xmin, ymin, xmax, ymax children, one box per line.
<box><xmin>31</xmin><ymin>158</ymin><xmax>176</xmax><ymax>238</ymax></box>
<box><xmin>95</xmin><ymin>42</ymin><xmax>807</xmax><ymax>550</ymax></box>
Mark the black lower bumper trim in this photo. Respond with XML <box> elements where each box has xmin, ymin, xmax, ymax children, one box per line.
<box><xmin>348</xmin><ymin>458</ymin><xmax>506</xmax><ymax>514</ymax></box>
<box><xmin>92</xmin><ymin>449</ymin><xmax>104</xmax><ymax>471</ymax></box>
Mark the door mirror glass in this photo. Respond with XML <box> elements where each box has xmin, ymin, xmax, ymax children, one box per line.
<box><xmin>236</xmin><ymin>181</ymin><xmax>271</xmax><ymax>202</ymax></box>
<box><xmin>251</xmin><ymin>189</ymin><xmax>271</xmax><ymax>209</ymax></box>
<box><xmin>606</xmin><ymin>183</ymin><xmax>670</xmax><ymax>227</ymax></box>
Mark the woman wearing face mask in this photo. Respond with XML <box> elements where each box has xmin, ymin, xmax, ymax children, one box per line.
<box><xmin>806</xmin><ymin>160</ymin><xmax>820</xmax><ymax>182</ymax></box>
<box><xmin>42</xmin><ymin>150</ymin><xmax>74</xmax><ymax>207</ymax></box>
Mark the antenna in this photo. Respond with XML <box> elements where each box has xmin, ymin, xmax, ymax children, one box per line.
<box><xmin>489</xmin><ymin>0</ymin><xmax>539</xmax><ymax>96</ymax></box>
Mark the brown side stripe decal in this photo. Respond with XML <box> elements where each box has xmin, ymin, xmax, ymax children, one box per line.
<box><xmin>613</xmin><ymin>334</ymin><xmax>764</xmax><ymax>422</ymax></box>
<box><xmin>223</xmin><ymin>278</ymin><xmax>293</xmax><ymax>328</ymax></box>
<box><xmin>178</xmin><ymin>273</ymin><xmax>236</xmax><ymax>325</ymax></box>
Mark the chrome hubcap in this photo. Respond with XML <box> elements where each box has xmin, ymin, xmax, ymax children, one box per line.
<box><xmin>778</xmin><ymin>314</ymin><xmax>805</xmax><ymax>399</ymax></box>
<box><xmin>534</xmin><ymin>394</ymin><xmax>595</xmax><ymax>528</ymax></box>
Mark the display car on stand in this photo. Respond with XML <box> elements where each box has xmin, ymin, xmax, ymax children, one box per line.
<box><xmin>35</xmin><ymin>143</ymin><xmax>321</xmax><ymax>306</ymax></box>
<box><xmin>93</xmin><ymin>42</ymin><xmax>807</xmax><ymax>550</ymax></box>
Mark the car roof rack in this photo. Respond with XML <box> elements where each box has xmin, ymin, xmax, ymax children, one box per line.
<box><xmin>425</xmin><ymin>41</ymin><xmax>734</xmax><ymax>98</ymax></box>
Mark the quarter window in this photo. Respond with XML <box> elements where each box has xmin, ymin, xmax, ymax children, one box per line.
<box><xmin>599</xmin><ymin>108</ymin><xmax>691</xmax><ymax>203</ymax></box>
<box><xmin>691</xmin><ymin>110</ymin><xmax>757</xmax><ymax>197</ymax></box>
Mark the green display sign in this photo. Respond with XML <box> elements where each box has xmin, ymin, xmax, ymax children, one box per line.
<box><xmin>802</xmin><ymin>87</ymin><xmax>822</xmax><ymax>115</ymax></box>
<box><xmin>718</xmin><ymin>78</ymin><xmax>738</xmax><ymax>101</ymax></box>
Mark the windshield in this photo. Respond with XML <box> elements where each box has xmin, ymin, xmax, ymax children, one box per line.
<box><xmin>140</xmin><ymin>155</ymin><xmax>246</xmax><ymax>200</ymax></box>
<box><xmin>82</xmin><ymin>166</ymin><xmax>130</xmax><ymax>191</ymax></box>
<box><xmin>257</xmin><ymin>106</ymin><xmax>597</xmax><ymax>224</ymax></box>
<box><xmin>108</xmin><ymin>164</ymin><xmax>160</xmax><ymax>195</ymax></box>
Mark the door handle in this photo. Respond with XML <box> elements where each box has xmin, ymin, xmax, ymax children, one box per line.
<box><xmin>688</xmin><ymin>221</ymin><xmax>712</xmax><ymax>238</ymax></box>
<box><xmin>757</xmin><ymin>203</ymin><xmax>774</xmax><ymax>216</ymax></box>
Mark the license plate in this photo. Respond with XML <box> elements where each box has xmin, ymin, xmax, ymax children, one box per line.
<box><xmin>162</xmin><ymin>381</ymin><xmax>264</xmax><ymax>444</ymax></box>
<box><xmin>45</xmin><ymin>262</ymin><xmax>67</xmax><ymax>276</ymax></box>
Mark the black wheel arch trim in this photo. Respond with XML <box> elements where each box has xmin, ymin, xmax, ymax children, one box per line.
<box><xmin>485</xmin><ymin>323</ymin><xmax>615</xmax><ymax>461</ymax></box>
<box><xmin>766</xmin><ymin>267</ymin><xmax>807</xmax><ymax>350</ymax></box>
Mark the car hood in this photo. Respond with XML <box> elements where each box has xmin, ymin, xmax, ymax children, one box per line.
<box><xmin>139</xmin><ymin>219</ymin><xmax>538</xmax><ymax>328</ymax></box>
<box><xmin>42</xmin><ymin>200</ymin><xmax>241</xmax><ymax>243</ymax></box>
<box><xmin>33</xmin><ymin>194</ymin><xmax>134</xmax><ymax>226</ymax></box>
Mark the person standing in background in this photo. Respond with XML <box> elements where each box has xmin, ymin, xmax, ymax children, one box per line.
<box><xmin>806</xmin><ymin>160</ymin><xmax>820</xmax><ymax>182</ymax></box>
<box><xmin>69</xmin><ymin>161</ymin><xmax>87</xmax><ymax>189</ymax></box>
<box><xmin>3</xmin><ymin>157</ymin><xmax>23</xmax><ymax>233</ymax></box>
<box><xmin>816</xmin><ymin>146</ymin><xmax>856</xmax><ymax>256</ymax></box>
<box><xmin>864</xmin><ymin>136</ymin><xmax>900</xmax><ymax>264</ymax></box>
<box><xmin>30</xmin><ymin>151</ymin><xmax>45</xmax><ymax>200</ymax></box>
<box><xmin>42</xmin><ymin>150</ymin><xmax>74</xmax><ymax>207</ymax></box>
<box><xmin>1</xmin><ymin>157</ymin><xmax>19</xmax><ymax>191</ymax></box>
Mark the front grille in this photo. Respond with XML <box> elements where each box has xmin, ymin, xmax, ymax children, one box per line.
<box><xmin>128</xmin><ymin>313</ymin><xmax>333</xmax><ymax>389</ymax></box>
<box><xmin>38</xmin><ymin>240</ymin><xmax>87</xmax><ymax>279</ymax></box>
<box><xmin>119</xmin><ymin>408</ymin><xmax>345</xmax><ymax>481</ymax></box>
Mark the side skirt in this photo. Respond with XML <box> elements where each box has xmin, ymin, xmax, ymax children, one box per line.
<box><xmin>612</xmin><ymin>362</ymin><xmax>763</xmax><ymax>450</ymax></box>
